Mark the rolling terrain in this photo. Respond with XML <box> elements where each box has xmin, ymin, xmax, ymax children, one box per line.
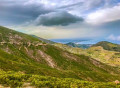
<box><xmin>54</xmin><ymin>42</ymin><xmax>120</xmax><ymax>67</ymax></box>
<box><xmin>0</xmin><ymin>26</ymin><xmax>120</xmax><ymax>87</ymax></box>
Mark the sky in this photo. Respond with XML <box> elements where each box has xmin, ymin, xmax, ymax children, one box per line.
<box><xmin>0</xmin><ymin>0</ymin><xmax>120</xmax><ymax>44</ymax></box>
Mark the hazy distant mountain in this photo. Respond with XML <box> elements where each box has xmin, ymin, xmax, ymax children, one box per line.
<box><xmin>66</xmin><ymin>42</ymin><xmax>92</xmax><ymax>49</ymax></box>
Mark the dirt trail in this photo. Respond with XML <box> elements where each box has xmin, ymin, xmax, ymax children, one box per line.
<box><xmin>0</xmin><ymin>85</ymin><xmax>10</xmax><ymax>88</ymax></box>
<box><xmin>22</xmin><ymin>83</ymin><xmax>35</xmax><ymax>88</ymax></box>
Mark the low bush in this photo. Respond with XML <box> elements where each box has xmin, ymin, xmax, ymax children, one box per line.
<box><xmin>0</xmin><ymin>70</ymin><xmax>120</xmax><ymax>88</ymax></box>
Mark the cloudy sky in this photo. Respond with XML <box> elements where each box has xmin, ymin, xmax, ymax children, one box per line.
<box><xmin>0</xmin><ymin>0</ymin><xmax>120</xmax><ymax>43</ymax></box>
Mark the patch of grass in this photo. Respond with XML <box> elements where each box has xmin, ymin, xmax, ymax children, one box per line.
<box><xmin>0</xmin><ymin>70</ymin><xmax>120</xmax><ymax>88</ymax></box>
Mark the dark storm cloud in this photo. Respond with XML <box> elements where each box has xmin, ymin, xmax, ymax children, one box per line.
<box><xmin>0</xmin><ymin>0</ymin><xmax>102</xmax><ymax>26</ymax></box>
<box><xmin>0</xmin><ymin>1</ymin><xmax>53</xmax><ymax>25</ymax></box>
<box><xmin>35</xmin><ymin>11</ymin><xmax>84</xmax><ymax>26</ymax></box>
<box><xmin>0</xmin><ymin>0</ymin><xmax>84</xmax><ymax>26</ymax></box>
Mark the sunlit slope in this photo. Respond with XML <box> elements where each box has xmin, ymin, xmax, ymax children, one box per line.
<box><xmin>92</xmin><ymin>41</ymin><xmax>120</xmax><ymax>52</ymax></box>
<box><xmin>54</xmin><ymin>43</ymin><xmax>120</xmax><ymax>67</ymax></box>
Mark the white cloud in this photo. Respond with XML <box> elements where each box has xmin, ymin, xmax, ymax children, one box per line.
<box><xmin>86</xmin><ymin>4</ymin><xmax>120</xmax><ymax>24</ymax></box>
<box><xmin>107</xmin><ymin>34</ymin><xmax>120</xmax><ymax>41</ymax></box>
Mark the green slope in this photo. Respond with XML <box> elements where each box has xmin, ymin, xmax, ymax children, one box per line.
<box><xmin>86</xmin><ymin>46</ymin><xmax>120</xmax><ymax>67</ymax></box>
<box><xmin>92</xmin><ymin>41</ymin><xmax>120</xmax><ymax>52</ymax></box>
<box><xmin>54</xmin><ymin>42</ymin><xmax>120</xmax><ymax>67</ymax></box>
<box><xmin>0</xmin><ymin>26</ymin><xmax>120</xmax><ymax>82</ymax></box>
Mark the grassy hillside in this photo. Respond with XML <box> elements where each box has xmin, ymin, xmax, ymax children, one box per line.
<box><xmin>92</xmin><ymin>41</ymin><xmax>120</xmax><ymax>52</ymax></box>
<box><xmin>0</xmin><ymin>26</ymin><xmax>120</xmax><ymax>83</ymax></box>
<box><xmin>86</xmin><ymin>46</ymin><xmax>120</xmax><ymax>67</ymax></box>
<box><xmin>54</xmin><ymin>43</ymin><xmax>120</xmax><ymax>67</ymax></box>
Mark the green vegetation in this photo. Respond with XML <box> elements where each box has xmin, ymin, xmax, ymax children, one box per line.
<box><xmin>0</xmin><ymin>70</ymin><xmax>120</xmax><ymax>88</ymax></box>
<box><xmin>92</xmin><ymin>41</ymin><xmax>120</xmax><ymax>52</ymax></box>
<box><xmin>0</xmin><ymin>26</ymin><xmax>120</xmax><ymax>87</ymax></box>
<box><xmin>54</xmin><ymin>43</ymin><xmax>120</xmax><ymax>67</ymax></box>
<box><xmin>0</xmin><ymin>70</ymin><xmax>29</xmax><ymax>87</ymax></box>
<box><xmin>86</xmin><ymin>46</ymin><xmax>120</xmax><ymax>67</ymax></box>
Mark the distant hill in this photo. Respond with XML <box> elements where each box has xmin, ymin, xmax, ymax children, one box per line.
<box><xmin>92</xmin><ymin>41</ymin><xmax>120</xmax><ymax>52</ymax></box>
<box><xmin>0</xmin><ymin>26</ymin><xmax>119</xmax><ymax>82</ymax></box>
<box><xmin>66</xmin><ymin>42</ymin><xmax>92</xmax><ymax>49</ymax></box>
<box><xmin>55</xmin><ymin>42</ymin><xmax>120</xmax><ymax>67</ymax></box>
